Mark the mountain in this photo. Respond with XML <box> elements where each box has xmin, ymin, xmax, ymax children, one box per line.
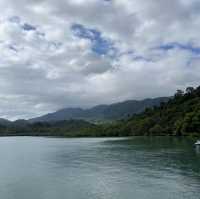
<box><xmin>0</xmin><ymin>86</ymin><xmax>199</xmax><ymax>137</ymax></box>
<box><xmin>12</xmin><ymin>119</ymin><xmax>29</xmax><ymax>127</ymax></box>
<box><xmin>29</xmin><ymin>97</ymin><xmax>169</xmax><ymax>123</ymax></box>
<box><xmin>101</xmin><ymin>86</ymin><xmax>200</xmax><ymax>137</ymax></box>
<box><xmin>0</xmin><ymin>118</ymin><xmax>12</xmax><ymax>126</ymax></box>
<box><xmin>0</xmin><ymin>119</ymin><xmax>29</xmax><ymax>128</ymax></box>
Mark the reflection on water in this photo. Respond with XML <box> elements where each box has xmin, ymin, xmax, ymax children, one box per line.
<box><xmin>0</xmin><ymin>136</ymin><xmax>199</xmax><ymax>199</ymax></box>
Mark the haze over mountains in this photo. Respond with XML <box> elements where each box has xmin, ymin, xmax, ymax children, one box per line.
<box><xmin>0</xmin><ymin>86</ymin><xmax>199</xmax><ymax>137</ymax></box>
<box><xmin>0</xmin><ymin>97</ymin><xmax>169</xmax><ymax>126</ymax></box>
<box><xmin>29</xmin><ymin>97</ymin><xmax>169</xmax><ymax>123</ymax></box>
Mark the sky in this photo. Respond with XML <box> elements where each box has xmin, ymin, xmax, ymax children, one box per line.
<box><xmin>0</xmin><ymin>0</ymin><xmax>200</xmax><ymax>120</ymax></box>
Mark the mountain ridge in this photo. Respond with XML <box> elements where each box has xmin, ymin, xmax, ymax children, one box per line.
<box><xmin>29</xmin><ymin>97</ymin><xmax>169</xmax><ymax>123</ymax></box>
<box><xmin>0</xmin><ymin>86</ymin><xmax>199</xmax><ymax>137</ymax></box>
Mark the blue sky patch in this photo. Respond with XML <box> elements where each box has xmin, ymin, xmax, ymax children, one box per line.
<box><xmin>22</xmin><ymin>23</ymin><xmax>36</xmax><ymax>31</ymax></box>
<box><xmin>133</xmin><ymin>56</ymin><xmax>153</xmax><ymax>62</ymax></box>
<box><xmin>8</xmin><ymin>45</ymin><xmax>18</xmax><ymax>52</ymax></box>
<box><xmin>9</xmin><ymin>16</ymin><xmax>36</xmax><ymax>32</ymax></box>
<box><xmin>159</xmin><ymin>42</ymin><xmax>200</xmax><ymax>55</ymax></box>
<box><xmin>9</xmin><ymin>16</ymin><xmax>21</xmax><ymax>24</ymax></box>
<box><xmin>71</xmin><ymin>23</ymin><xmax>116</xmax><ymax>56</ymax></box>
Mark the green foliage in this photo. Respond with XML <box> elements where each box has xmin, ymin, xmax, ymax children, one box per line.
<box><xmin>117</xmin><ymin>86</ymin><xmax>200</xmax><ymax>137</ymax></box>
<box><xmin>149</xmin><ymin>124</ymin><xmax>164</xmax><ymax>135</ymax></box>
<box><xmin>0</xmin><ymin>86</ymin><xmax>199</xmax><ymax>137</ymax></box>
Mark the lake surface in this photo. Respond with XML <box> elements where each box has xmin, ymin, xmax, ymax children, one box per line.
<box><xmin>0</xmin><ymin>136</ymin><xmax>199</xmax><ymax>199</ymax></box>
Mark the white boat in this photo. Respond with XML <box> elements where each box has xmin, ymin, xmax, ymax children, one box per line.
<box><xmin>195</xmin><ymin>140</ymin><xmax>200</xmax><ymax>145</ymax></box>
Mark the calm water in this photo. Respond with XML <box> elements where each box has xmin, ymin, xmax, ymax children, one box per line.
<box><xmin>0</xmin><ymin>137</ymin><xmax>199</xmax><ymax>199</ymax></box>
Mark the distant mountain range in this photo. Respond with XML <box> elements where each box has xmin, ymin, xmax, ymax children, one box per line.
<box><xmin>0</xmin><ymin>87</ymin><xmax>199</xmax><ymax>137</ymax></box>
<box><xmin>29</xmin><ymin>97</ymin><xmax>169</xmax><ymax>123</ymax></box>
<box><xmin>0</xmin><ymin>118</ymin><xmax>12</xmax><ymax>126</ymax></box>
<box><xmin>0</xmin><ymin>118</ymin><xmax>28</xmax><ymax>127</ymax></box>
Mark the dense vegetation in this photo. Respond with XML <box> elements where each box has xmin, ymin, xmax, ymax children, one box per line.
<box><xmin>0</xmin><ymin>86</ymin><xmax>199</xmax><ymax>137</ymax></box>
<box><xmin>0</xmin><ymin>119</ymin><xmax>99</xmax><ymax>137</ymax></box>
<box><xmin>101</xmin><ymin>86</ymin><xmax>200</xmax><ymax>137</ymax></box>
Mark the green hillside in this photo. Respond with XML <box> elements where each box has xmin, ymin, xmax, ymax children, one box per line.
<box><xmin>0</xmin><ymin>86</ymin><xmax>199</xmax><ymax>137</ymax></box>
<box><xmin>102</xmin><ymin>86</ymin><xmax>200</xmax><ymax>137</ymax></box>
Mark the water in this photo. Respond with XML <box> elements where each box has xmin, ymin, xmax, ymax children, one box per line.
<box><xmin>0</xmin><ymin>136</ymin><xmax>199</xmax><ymax>199</ymax></box>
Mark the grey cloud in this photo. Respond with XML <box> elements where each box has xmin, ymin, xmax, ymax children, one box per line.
<box><xmin>0</xmin><ymin>0</ymin><xmax>200</xmax><ymax>119</ymax></box>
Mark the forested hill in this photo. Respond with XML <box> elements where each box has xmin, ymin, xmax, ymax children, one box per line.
<box><xmin>104</xmin><ymin>86</ymin><xmax>200</xmax><ymax>137</ymax></box>
<box><xmin>30</xmin><ymin>97</ymin><xmax>169</xmax><ymax>123</ymax></box>
<box><xmin>0</xmin><ymin>86</ymin><xmax>199</xmax><ymax>137</ymax></box>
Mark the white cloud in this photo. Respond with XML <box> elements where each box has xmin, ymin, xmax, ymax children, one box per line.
<box><xmin>0</xmin><ymin>0</ymin><xmax>200</xmax><ymax>119</ymax></box>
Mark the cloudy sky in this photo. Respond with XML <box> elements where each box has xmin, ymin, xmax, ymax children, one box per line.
<box><xmin>0</xmin><ymin>0</ymin><xmax>200</xmax><ymax>120</ymax></box>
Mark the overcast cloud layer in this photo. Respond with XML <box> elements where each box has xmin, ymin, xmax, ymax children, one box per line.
<box><xmin>0</xmin><ymin>0</ymin><xmax>200</xmax><ymax>120</ymax></box>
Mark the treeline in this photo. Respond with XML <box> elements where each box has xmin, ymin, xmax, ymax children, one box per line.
<box><xmin>0</xmin><ymin>120</ymin><xmax>98</xmax><ymax>137</ymax></box>
<box><xmin>0</xmin><ymin>86</ymin><xmax>200</xmax><ymax>137</ymax></box>
<box><xmin>101</xmin><ymin>86</ymin><xmax>200</xmax><ymax>137</ymax></box>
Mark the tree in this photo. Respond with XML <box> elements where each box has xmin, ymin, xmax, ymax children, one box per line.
<box><xmin>186</xmin><ymin>87</ymin><xmax>194</xmax><ymax>94</ymax></box>
<box><xmin>149</xmin><ymin>124</ymin><xmax>164</xmax><ymax>135</ymax></box>
<box><xmin>174</xmin><ymin>119</ymin><xmax>183</xmax><ymax>136</ymax></box>
<box><xmin>175</xmin><ymin>89</ymin><xmax>184</xmax><ymax>97</ymax></box>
